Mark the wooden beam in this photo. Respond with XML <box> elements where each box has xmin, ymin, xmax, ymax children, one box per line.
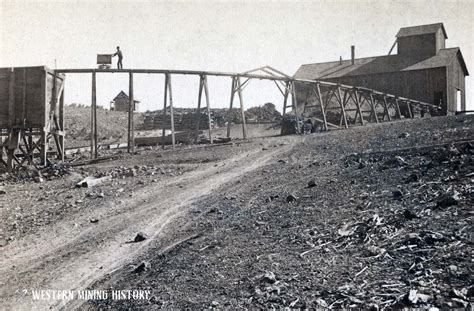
<box><xmin>290</xmin><ymin>82</ymin><xmax>301</xmax><ymax>134</ymax></box>
<box><xmin>91</xmin><ymin>72</ymin><xmax>96</xmax><ymax>159</ymax></box>
<box><xmin>128</xmin><ymin>72</ymin><xmax>134</xmax><ymax>153</ymax></box>
<box><xmin>282</xmin><ymin>81</ymin><xmax>290</xmax><ymax>116</ymax></box>
<box><xmin>227</xmin><ymin>77</ymin><xmax>236</xmax><ymax>138</ymax></box>
<box><xmin>353</xmin><ymin>89</ymin><xmax>364</xmax><ymax>125</ymax></box>
<box><xmin>237</xmin><ymin>77</ymin><xmax>247</xmax><ymax>139</ymax></box>
<box><xmin>383</xmin><ymin>96</ymin><xmax>392</xmax><ymax>121</ymax></box>
<box><xmin>407</xmin><ymin>101</ymin><xmax>414</xmax><ymax>119</ymax></box>
<box><xmin>369</xmin><ymin>93</ymin><xmax>379</xmax><ymax>123</ymax></box>
<box><xmin>161</xmin><ymin>74</ymin><xmax>168</xmax><ymax>148</ymax></box>
<box><xmin>315</xmin><ymin>83</ymin><xmax>328</xmax><ymax>131</ymax></box>
<box><xmin>194</xmin><ymin>75</ymin><xmax>205</xmax><ymax>142</ymax></box>
<box><xmin>336</xmin><ymin>86</ymin><xmax>349</xmax><ymax>129</ymax></box>
<box><xmin>59</xmin><ymin>86</ymin><xmax>65</xmax><ymax>160</ymax></box>
<box><xmin>167</xmin><ymin>74</ymin><xmax>176</xmax><ymax>148</ymax></box>
<box><xmin>203</xmin><ymin>75</ymin><xmax>213</xmax><ymax>144</ymax></box>
<box><xmin>395</xmin><ymin>98</ymin><xmax>402</xmax><ymax>119</ymax></box>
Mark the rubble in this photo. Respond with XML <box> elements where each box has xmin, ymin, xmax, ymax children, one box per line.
<box><xmin>133</xmin><ymin>232</ymin><xmax>148</xmax><ymax>242</ymax></box>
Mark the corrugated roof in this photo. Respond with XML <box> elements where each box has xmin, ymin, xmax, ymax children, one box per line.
<box><xmin>396</xmin><ymin>23</ymin><xmax>447</xmax><ymax>39</ymax></box>
<box><xmin>294</xmin><ymin>48</ymin><xmax>468</xmax><ymax>80</ymax></box>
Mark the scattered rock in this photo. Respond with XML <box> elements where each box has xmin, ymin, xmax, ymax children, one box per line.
<box><xmin>134</xmin><ymin>232</ymin><xmax>148</xmax><ymax>242</ymax></box>
<box><xmin>286</xmin><ymin>194</ymin><xmax>298</xmax><ymax>203</ymax></box>
<box><xmin>403</xmin><ymin>209</ymin><xmax>419</xmax><ymax>220</ymax></box>
<box><xmin>261</xmin><ymin>271</ymin><xmax>277</xmax><ymax>284</ymax></box>
<box><xmin>133</xmin><ymin>261</ymin><xmax>150</xmax><ymax>273</ymax></box>
<box><xmin>90</xmin><ymin>218</ymin><xmax>99</xmax><ymax>223</ymax></box>
<box><xmin>398</xmin><ymin>132</ymin><xmax>410</xmax><ymax>138</ymax></box>
<box><xmin>392</xmin><ymin>189</ymin><xmax>404</xmax><ymax>200</ymax></box>
<box><xmin>436</xmin><ymin>194</ymin><xmax>458</xmax><ymax>208</ymax></box>
<box><xmin>405</xmin><ymin>173</ymin><xmax>420</xmax><ymax>183</ymax></box>
<box><xmin>307</xmin><ymin>180</ymin><xmax>316</xmax><ymax>188</ymax></box>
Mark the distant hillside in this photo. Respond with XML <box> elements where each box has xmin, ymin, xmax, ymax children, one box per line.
<box><xmin>64</xmin><ymin>105</ymin><xmax>144</xmax><ymax>147</ymax></box>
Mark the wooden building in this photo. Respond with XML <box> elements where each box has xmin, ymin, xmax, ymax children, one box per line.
<box><xmin>111</xmin><ymin>90</ymin><xmax>139</xmax><ymax>112</ymax></box>
<box><xmin>294</xmin><ymin>23</ymin><xmax>469</xmax><ymax>115</ymax></box>
<box><xmin>0</xmin><ymin>66</ymin><xmax>65</xmax><ymax>170</ymax></box>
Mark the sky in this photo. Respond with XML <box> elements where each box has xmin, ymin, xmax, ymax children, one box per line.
<box><xmin>1</xmin><ymin>0</ymin><xmax>473</xmax><ymax>112</ymax></box>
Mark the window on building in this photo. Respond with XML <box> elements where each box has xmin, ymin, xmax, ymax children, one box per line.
<box><xmin>456</xmin><ymin>89</ymin><xmax>462</xmax><ymax>111</ymax></box>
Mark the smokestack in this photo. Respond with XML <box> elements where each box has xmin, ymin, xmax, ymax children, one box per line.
<box><xmin>351</xmin><ymin>45</ymin><xmax>355</xmax><ymax>65</ymax></box>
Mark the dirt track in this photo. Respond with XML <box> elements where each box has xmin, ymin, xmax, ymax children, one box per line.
<box><xmin>0</xmin><ymin>115</ymin><xmax>473</xmax><ymax>309</ymax></box>
<box><xmin>0</xmin><ymin>134</ymin><xmax>298</xmax><ymax>309</ymax></box>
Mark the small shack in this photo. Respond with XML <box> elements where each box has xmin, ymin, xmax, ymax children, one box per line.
<box><xmin>111</xmin><ymin>90</ymin><xmax>139</xmax><ymax>112</ymax></box>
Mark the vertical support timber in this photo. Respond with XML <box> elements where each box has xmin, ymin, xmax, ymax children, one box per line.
<box><xmin>194</xmin><ymin>75</ymin><xmax>204</xmax><ymax>143</ymax></box>
<box><xmin>407</xmin><ymin>101</ymin><xmax>414</xmax><ymax>119</ymax></box>
<box><xmin>369</xmin><ymin>93</ymin><xmax>379</xmax><ymax>123</ymax></box>
<box><xmin>128</xmin><ymin>72</ymin><xmax>135</xmax><ymax>153</ymax></box>
<box><xmin>395</xmin><ymin>98</ymin><xmax>402</xmax><ymax>120</ymax></box>
<box><xmin>336</xmin><ymin>86</ymin><xmax>349</xmax><ymax>129</ymax></box>
<box><xmin>383</xmin><ymin>96</ymin><xmax>392</xmax><ymax>121</ymax></box>
<box><xmin>203</xmin><ymin>75</ymin><xmax>213</xmax><ymax>144</ymax></box>
<box><xmin>59</xmin><ymin>86</ymin><xmax>65</xmax><ymax>161</ymax></box>
<box><xmin>166</xmin><ymin>74</ymin><xmax>175</xmax><ymax>148</ymax></box>
<box><xmin>237</xmin><ymin>77</ymin><xmax>247</xmax><ymax>139</ymax></box>
<box><xmin>226</xmin><ymin>77</ymin><xmax>236</xmax><ymax>138</ymax></box>
<box><xmin>353</xmin><ymin>89</ymin><xmax>364</xmax><ymax>125</ymax></box>
<box><xmin>161</xmin><ymin>74</ymin><xmax>168</xmax><ymax>148</ymax></box>
<box><xmin>290</xmin><ymin>81</ymin><xmax>301</xmax><ymax>134</ymax></box>
<box><xmin>315</xmin><ymin>83</ymin><xmax>328</xmax><ymax>131</ymax></box>
<box><xmin>91</xmin><ymin>71</ymin><xmax>96</xmax><ymax>159</ymax></box>
<box><xmin>281</xmin><ymin>81</ymin><xmax>290</xmax><ymax>117</ymax></box>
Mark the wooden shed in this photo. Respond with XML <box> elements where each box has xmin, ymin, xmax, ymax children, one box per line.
<box><xmin>0</xmin><ymin>66</ymin><xmax>65</xmax><ymax>171</ymax></box>
<box><xmin>294</xmin><ymin>23</ymin><xmax>469</xmax><ymax>116</ymax></box>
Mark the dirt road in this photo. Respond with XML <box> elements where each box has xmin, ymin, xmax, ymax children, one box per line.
<box><xmin>0</xmin><ymin>137</ymin><xmax>298</xmax><ymax>309</ymax></box>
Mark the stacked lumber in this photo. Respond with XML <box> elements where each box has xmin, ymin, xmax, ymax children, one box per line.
<box><xmin>141</xmin><ymin>113</ymin><xmax>210</xmax><ymax>131</ymax></box>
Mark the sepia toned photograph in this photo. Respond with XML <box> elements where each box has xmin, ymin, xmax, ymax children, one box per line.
<box><xmin>0</xmin><ymin>0</ymin><xmax>472</xmax><ymax>309</ymax></box>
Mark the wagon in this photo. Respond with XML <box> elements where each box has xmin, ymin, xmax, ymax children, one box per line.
<box><xmin>97</xmin><ymin>54</ymin><xmax>113</xmax><ymax>69</ymax></box>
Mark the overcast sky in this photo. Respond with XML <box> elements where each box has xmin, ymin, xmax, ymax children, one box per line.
<box><xmin>1</xmin><ymin>0</ymin><xmax>473</xmax><ymax>112</ymax></box>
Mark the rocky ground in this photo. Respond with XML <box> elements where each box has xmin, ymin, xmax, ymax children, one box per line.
<box><xmin>0</xmin><ymin>115</ymin><xmax>472</xmax><ymax>309</ymax></box>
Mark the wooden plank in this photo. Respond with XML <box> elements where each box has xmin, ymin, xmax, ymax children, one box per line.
<box><xmin>394</xmin><ymin>98</ymin><xmax>402</xmax><ymax>119</ymax></box>
<box><xmin>167</xmin><ymin>74</ymin><xmax>175</xmax><ymax>148</ymax></box>
<box><xmin>91</xmin><ymin>72</ymin><xmax>96</xmax><ymax>159</ymax></box>
<box><xmin>237</xmin><ymin>77</ymin><xmax>247</xmax><ymax>139</ymax></box>
<box><xmin>336</xmin><ymin>86</ymin><xmax>348</xmax><ymax>129</ymax></box>
<box><xmin>369</xmin><ymin>93</ymin><xmax>379</xmax><ymax>123</ymax></box>
<box><xmin>315</xmin><ymin>83</ymin><xmax>328</xmax><ymax>131</ymax></box>
<box><xmin>59</xmin><ymin>86</ymin><xmax>64</xmax><ymax>160</ymax></box>
<box><xmin>353</xmin><ymin>89</ymin><xmax>364</xmax><ymax>125</ymax></box>
<box><xmin>290</xmin><ymin>82</ymin><xmax>301</xmax><ymax>134</ymax></box>
<box><xmin>282</xmin><ymin>81</ymin><xmax>290</xmax><ymax>116</ymax></box>
<box><xmin>203</xmin><ymin>75</ymin><xmax>213</xmax><ymax>144</ymax></box>
<box><xmin>227</xmin><ymin>77</ymin><xmax>236</xmax><ymax>138</ymax></box>
<box><xmin>407</xmin><ymin>101</ymin><xmax>414</xmax><ymax>119</ymax></box>
<box><xmin>194</xmin><ymin>75</ymin><xmax>204</xmax><ymax>142</ymax></box>
<box><xmin>383</xmin><ymin>96</ymin><xmax>392</xmax><ymax>121</ymax></box>
<box><xmin>128</xmin><ymin>72</ymin><xmax>134</xmax><ymax>152</ymax></box>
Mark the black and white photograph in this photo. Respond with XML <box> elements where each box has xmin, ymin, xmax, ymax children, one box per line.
<box><xmin>0</xmin><ymin>0</ymin><xmax>472</xmax><ymax>309</ymax></box>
